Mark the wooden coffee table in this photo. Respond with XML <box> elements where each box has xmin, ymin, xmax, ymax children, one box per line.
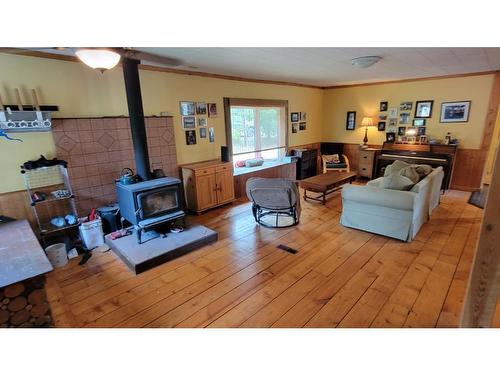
<box><xmin>299</xmin><ymin>171</ymin><xmax>357</xmax><ymax>204</ymax></box>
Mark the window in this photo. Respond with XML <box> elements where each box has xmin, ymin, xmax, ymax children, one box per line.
<box><xmin>224</xmin><ymin>98</ymin><xmax>287</xmax><ymax>165</ymax></box>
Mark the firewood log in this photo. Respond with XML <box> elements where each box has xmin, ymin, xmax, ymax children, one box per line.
<box><xmin>4</xmin><ymin>283</ymin><xmax>25</xmax><ymax>298</ymax></box>
<box><xmin>10</xmin><ymin>310</ymin><xmax>30</xmax><ymax>325</ymax></box>
<box><xmin>27</xmin><ymin>289</ymin><xmax>47</xmax><ymax>305</ymax></box>
<box><xmin>31</xmin><ymin>303</ymin><xmax>49</xmax><ymax>318</ymax></box>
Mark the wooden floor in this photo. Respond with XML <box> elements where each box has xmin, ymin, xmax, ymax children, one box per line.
<box><xmin>45</xmin><ymin>188</ymin><xmax>483</xmax><ymax>328</ymax></box>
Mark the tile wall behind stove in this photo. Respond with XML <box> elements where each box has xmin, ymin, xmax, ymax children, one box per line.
<box><xmin>52</xmin><ymin>116</ymin><xmax>178</xmax><ymax>215</ymax></box>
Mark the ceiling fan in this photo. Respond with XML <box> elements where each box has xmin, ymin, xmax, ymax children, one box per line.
<box><xmin>0</xmin><ymin>47</ymin><xmax>184</xmax><ymax>72</ymax></box>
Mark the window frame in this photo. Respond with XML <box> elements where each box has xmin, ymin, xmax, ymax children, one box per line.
<box><xmin>223</xmin><ymin>98</ymin><xmax>289</xmax><ymax>162</ymax></box>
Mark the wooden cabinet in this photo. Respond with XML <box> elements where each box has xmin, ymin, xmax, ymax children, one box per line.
<box><xmin>181</xmin><ymin>160</ymin><xmax>235</xmax><ymax>213</ymax></box>
<box><xmin>358</xmin><ymin>148</ymin><xmax>377</xmax><ymax>179</ymax></box>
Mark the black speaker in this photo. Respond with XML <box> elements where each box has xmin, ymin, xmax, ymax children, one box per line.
<box><xmin>221</xmin><ymin>146</ymin><xmax>230</xmax><ymax>162</ymax></box>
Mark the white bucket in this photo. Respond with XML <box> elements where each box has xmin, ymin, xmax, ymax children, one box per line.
<box><xmin>45</xmin><ymin>243</ymin><xmax>68</xmax><ymax>268</ymax></box>
<box><xmin>79</xmin><ymin>218</ymin><xmax>104</xmax><ymax>250</ymax></box>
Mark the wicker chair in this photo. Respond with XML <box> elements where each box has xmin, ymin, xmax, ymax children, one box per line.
<box><xmin>321</xmin><ymin>142</ymin><xmax>350</xmax><ymax>173</ymax></box>
<box><xmin>245</xmin><ymin>177</ymin><xmax>301</xmax><ymax>228</ymax></box>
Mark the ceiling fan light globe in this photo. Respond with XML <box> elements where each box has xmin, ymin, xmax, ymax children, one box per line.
<box><xmin>76</xmin><ymin>49</ymin><xmax>121</xmax><ymax>70</ymax></box>
<box><xmin>351</xmin><ymin>56</ymin><xmax>381</xmax><ymax>69</ymax></box>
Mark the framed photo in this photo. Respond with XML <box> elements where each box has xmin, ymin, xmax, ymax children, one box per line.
<box><xmin>378</xmin><ymin>121</ymin><xmax>386</xmax><ymax>131</ymax></box>
<box><xmin>185</xmin><ymin>130</ymin><xmax>196</xmax><ymax>145</ymax></box>
<box><xmin>398</xmin><ymin>126</ymin><xmax>406</xmax><ymax>136</ymax></box>
<box><xmin>388</xmin><ymin>107</ymin><xmax>398</xmax><ymax>119</ymax></box>
<box><xmin>291</xmin><ymin>112</ymin><xmax>299</xmax><ymax>122</ymax></box>
<box><xmin>407</xmin><ymin>136</ymin><xmax>416</xmax><ymax>144</ymax></box>
<box><xmin>196</xmin><ymin>102</ymin><xmax>207</xmax><ymax>115</ymax></box>
<box><xmin>199</xmin><ymin>127</ymin><xmax>207</xmax><ymax>138</ymax></box>
<box><xmin>400</xmin><ymin>101</ymin><xmax>413</xmax><ymax>111</ymax></box>
<box><xmin>386</xmin><ymin>132</ymin><xmax>396</xmax><ymax>143</ymax></box>
<box><xmin>208</xmin><ymin>127</ymin><xmax>215</xmax><ymax>143</ymax></box>
<box><xmin>399</xmin><ymin>113</ymin><xmax>410</xmax><ymax>124</ymax></box>
<box><xmin>346</xmin><ymin>111</ymin><xmax>356</xmax><ymax>130</ymax></box>
<box><xmin>207</xmin><ymin>103</ymin><xmax>217</xmax><ymax>118</ymax></box>
<box><xmin>440</xmin><ymin>101</ymin><xmax>471</xmax><ymax>123</ymax></box>
<box><xmin>389</xmin><ymin>118</ymin><xmax>397</xmax><ymax>127</ymax></box>
<box><xmin>180</xmin><ymin>101</ymin><xmax>195</xmax><ymax>116</ymax></box>
<box><xmin>417</xmin><ymin>126</ymin><xmax>426</xmax><ymax>136</ymax></box>
<box><xmin>198</xmin><ymin>118</ymin><xmax>207</xmax><ymax>127</ymax></box>
<box><xmin>419</xmin><ymin>135</ymin><xmax>429</xmax><ymax>144</ymax></box>
<box><xmin>380</xmin><ymin>101</ymin><xmax>388</xmax><ymax>112</ymax></box>
<box><xmin>413</xmin><ymin>118</ymin><xmax>426</xmax><ymax>126</ymax></box>
<box><xmin>182</xmin><ymin>116</ymin><xmax>196</xmax><ymax>129</ymax></box>
<box><xmin>292</xmin><ymin>123</ymin><xmax>298</xmax><ymax>134</ymax></box>
<box><xmin>299</xmin><ymin>122</ymin><xmax>306</xmax><ymax>131</ymax></box>
<box><xmin>415</xmin><ymin>100</ymin><xmax>433</xmax><ymax>118</ymax></box>
<box><xmin>300</xmin><ymin>112</ymin><xmax>307</xmax><ymax>121</ymax></box>
<box><xmin>378</xmin><ymin>114</ymin><xmax>387</xmax><ymax>120</ymax></box>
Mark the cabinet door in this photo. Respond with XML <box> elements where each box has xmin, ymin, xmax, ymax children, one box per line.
<box><xmin>195</xmin><ymin>174</ymin><xmax>218</xmax><ymax>211</ymax></box>
<box><xmin>215</xmin><ymin>170</ymin><xmax>235</xmax><ymax>204</ymax></box>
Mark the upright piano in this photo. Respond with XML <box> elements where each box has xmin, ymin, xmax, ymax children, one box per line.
<box><xmin>374</xmin><ymin>143</ymin><xmax>457</xmax><ymax>190</ymax></box>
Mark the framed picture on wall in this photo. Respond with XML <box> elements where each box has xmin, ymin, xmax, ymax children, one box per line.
<box><xmin>415</xmin><ymin>100</ymin><xmax>434</xmax><ymax>118</ymax></box>
<box><xmin>400</xmin><ymin>101</ymin><xmax>413</xmax><ymax>111</ymax></box>
<box><xmin>199</xmin><ymin>127</ymin><xmax>207</xmax><ymax>138</ymax></box>
<box><xmin>386</xmin><ymin>132</ymin><xmax>396</xmax><ymax>143</ymax></box>
<box><xmin>398</xmin><ymin>126</ymin><xmax>406</xmax><ymax>136</ymax></box>
<box><xmin>208</xmin><ymin>103</ymin><xmax>217</xmax><ymax>118</ymax></box>
<box><xmin>180</xmin><ymin>101</ymin><xmax>196</xmax><ymax>116</ymax></box>
<box><xmin>346</xmin><ymin>111</ymin><xmax>356</xmax><ymax>130</ymax></box>
<box><xmin>291</xmin><ymin>112</ymin><xmax>299</xmax><ymax>122</ymax></box>
<box><xmin>182</xmin><ymin>116</ymin><xmax>196</xmax><ymax>129</ymax></box>
<box><xmin>196</xmin><ymin>102</ymin><xmax>207</xmax><ymax>115</ymax></box>
<box><xmin>440</xmin><ymin>101</ymin><xmax>471</xmax><ymax>123</ymax></box>
<box><xmin>378</xmin><ymin>121</ymin><xmax>386</xmax><ymax>131</ymax></box>
<box><xmin>300</xmin><ymin>112</ymin><xmax>307</xmax><ymax>121</ymax></box>
<box><xmin>292</xmin><ymin>123</ymin><xmax>298</xmax><ymax>133</ymax></box>
<box><xmin>413</xmin><ymin>118</ymin><xmax>426</xmax><ymax>126</ymax></box>
<box><xmin>399</xmin><ymin>113</ymin><xmax>410</xmax><ymax>124</ymax></box>
<box><xmin>208</xmin><ymin>127</ymin><xmax>215</xmax><ymax>143</ymax></box>
<box><xmin>388</xmin><ymin>107</ymin><xmax>398</xmax><ymax>119</ymax></box>
<box><xmin>299</xmin><ymin>122</ymin><xmax>307</xmax><ymax>131</ymax></box>
<box><xmin>417</xmin><ymin>126</ymin><xmax>426</xmax><ymax>136</ymax></box>
<box><xmin>198</xmin><ymin>118</ymin><xmax>207</xmax><ymax>126</ymax></box>
<box><xmin>185</xmin><ymin>130</ymin><xmax>196</xmax><ymax>145</ymax></box>
<box><xmin>380</xmin><ymin>101</ymin><xmax>388</xmax><ymax>111</ymax></box>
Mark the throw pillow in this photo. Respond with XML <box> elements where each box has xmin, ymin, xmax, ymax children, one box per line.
<box><xmin>380</xmin><ymin>174</ymin><xmax>415</xmax><ymax>191</ymax></box>
<box><xmin>399</xmin><ymin>166</ymin><xmax>420</xmax><ymax>184</ymax></box>
<box><xmin>414</xmin><ymin>164</ymin><xmax>433</xmax><ymax>178</ymax></box>
<box><xmin>324</xmin><ymin>154</ymin><xmax>341</xmax><ymax>163</ymax></box>
<box><xmin>384</xmin><ymin>160</ymin><xmax>410</xmax><ymax>176</ymax></box>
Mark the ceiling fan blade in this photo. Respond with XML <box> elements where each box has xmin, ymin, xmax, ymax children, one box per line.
<box><xmin>118</xmin><ymin>49</ymin><xmax>184</xmax><ymax>67</ymax></box>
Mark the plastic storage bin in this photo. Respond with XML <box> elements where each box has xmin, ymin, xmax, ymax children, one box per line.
<box><xmin>79</xmin><ymin>218</ymin><xmax>104</xmax><ymax>250</ymax></box>
<box><xmin>45</xmin><ymin>243</ymin><xmax>68</xmax><ymax>268</ymax></box>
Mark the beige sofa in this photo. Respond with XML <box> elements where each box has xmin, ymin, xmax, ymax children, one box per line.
<box><xmin>340</xmin><ymin>166</ymin><xmax>444</xmax><ymax>241</ymax></box>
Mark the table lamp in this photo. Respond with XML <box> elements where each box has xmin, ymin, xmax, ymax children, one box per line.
<box><xmin>361</xmin><ymin>117</ymin><xmax>375</xmax><ymax>146</ymax></box>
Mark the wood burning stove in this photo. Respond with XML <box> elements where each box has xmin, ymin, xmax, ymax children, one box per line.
<box><xmin>116</xmin><ymin>177</ymin><xmax>185</xmax><ymax>244</ymax></box>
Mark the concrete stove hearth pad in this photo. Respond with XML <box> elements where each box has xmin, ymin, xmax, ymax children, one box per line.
<box><xmin>105</xmin><ymin>224</ymin><xmax>217</xmax><ymax>274</ymax></box>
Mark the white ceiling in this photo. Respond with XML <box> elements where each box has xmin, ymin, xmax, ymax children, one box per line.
<box><xmin>135</xmin><ymin>47</ymin><xmax>500</xmax><ymax>87</ymax></box>
<box><xmin>31</xmin><ymin>47</ymin><xmax>500</xmax><ymax>87</ymax></box>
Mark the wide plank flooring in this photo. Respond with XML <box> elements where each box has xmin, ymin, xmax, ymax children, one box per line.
<box><xmin>45</xmin><ymin>188</ymin><xmax>482</xmax><ymax>328</ymax></box>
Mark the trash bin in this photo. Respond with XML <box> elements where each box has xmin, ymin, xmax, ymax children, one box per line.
<box><xmin>45</xmin><ymin>243</ymin><xmax>68</xmax><ymax>268</ymax></box>
<box><xmin>97</xmin><ymin>204</ymin><xmax>120</xmax><ymax>234</ymax></box>
<box><xmin>79</xmin><ymin>218</ymin><xmax>104</xmax><ymax>250</ymax></box>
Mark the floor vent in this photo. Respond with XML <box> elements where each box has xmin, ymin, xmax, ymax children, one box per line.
<box><xmin>277</xmin><ymin>244</ymin><xmax>298</xmax><ymax>254</ymax></box>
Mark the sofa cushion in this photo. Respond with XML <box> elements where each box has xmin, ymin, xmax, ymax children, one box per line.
<box><xmin>414</xmin><ymin>164</ymin><xmax>433</xmax><ymax>178</ymax></box>
<box><xmin>380</xmin><ymin>174</ymin><xmax>415</xmax><ymax>191</ymax></box>
<box><xmin>384</xmin><ymin>160</ymin><xmax>410</xmax><ymax>176</ymax></box>
<box><xmin>400</xmin><ymin>166</ymin><xmax>420</xmax><ymax>184</ymax></box>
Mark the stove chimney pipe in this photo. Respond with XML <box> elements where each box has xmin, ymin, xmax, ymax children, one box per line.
<box><xmin>122</xmin><ymin>57</ymin><xmax>151</xmax><ymax>181</ymax></box>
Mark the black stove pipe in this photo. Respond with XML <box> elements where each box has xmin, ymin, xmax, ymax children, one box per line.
<box><xmin>122</xmin><ymin>57</ymin><xmax>151</xmax><ymax>181</ymax></box>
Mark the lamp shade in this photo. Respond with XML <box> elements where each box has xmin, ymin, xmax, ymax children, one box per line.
<box><xmin>76</xmin><ymin>49</ymin><xmax>121</xmax><ymax>71</ymax></box>
<box><xmin>361</xmin><ymin>117</ymin><xmax>375</xmax><ymax>127</ymax></box>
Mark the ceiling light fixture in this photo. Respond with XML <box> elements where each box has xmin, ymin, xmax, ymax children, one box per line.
<box><xmin>75</xmin><ymin>49</ymin><xmax>121</xmax><ymax>72</ymax></box>
<box><xmin>351</xmin><ymin>56</ymin><xmax>381</xmax><ymax>69</ymax></box>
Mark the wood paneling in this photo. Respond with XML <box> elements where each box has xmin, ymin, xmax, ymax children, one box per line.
<box><xmin>461</xmin><ymin>145</ymin><xmax>500</xmax><ymax>327</ymax></box>
<box><xmin>450</xmin><ymin>148</ymin><xmax>486</xmax><ymax>191</ymax></box>
<box><xmin>233</xmin><ymin>163</ymin><xmax>296</xmax><ymax>199</ymax></box>
<box><xmin>0</xmin><ymin>189</ymin><xmax>37</xmax><ymax>228</ymax></box>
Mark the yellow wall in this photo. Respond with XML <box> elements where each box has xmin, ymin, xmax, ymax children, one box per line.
<box><xmin>322</xmin><ymin>74</ymin><xmax>495</xmax><ymax>149</ymax></box>
<box><xmin>0</xmin><ymin>53</ymin><xmax>323</xmax><ymax>193</ymax></box>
